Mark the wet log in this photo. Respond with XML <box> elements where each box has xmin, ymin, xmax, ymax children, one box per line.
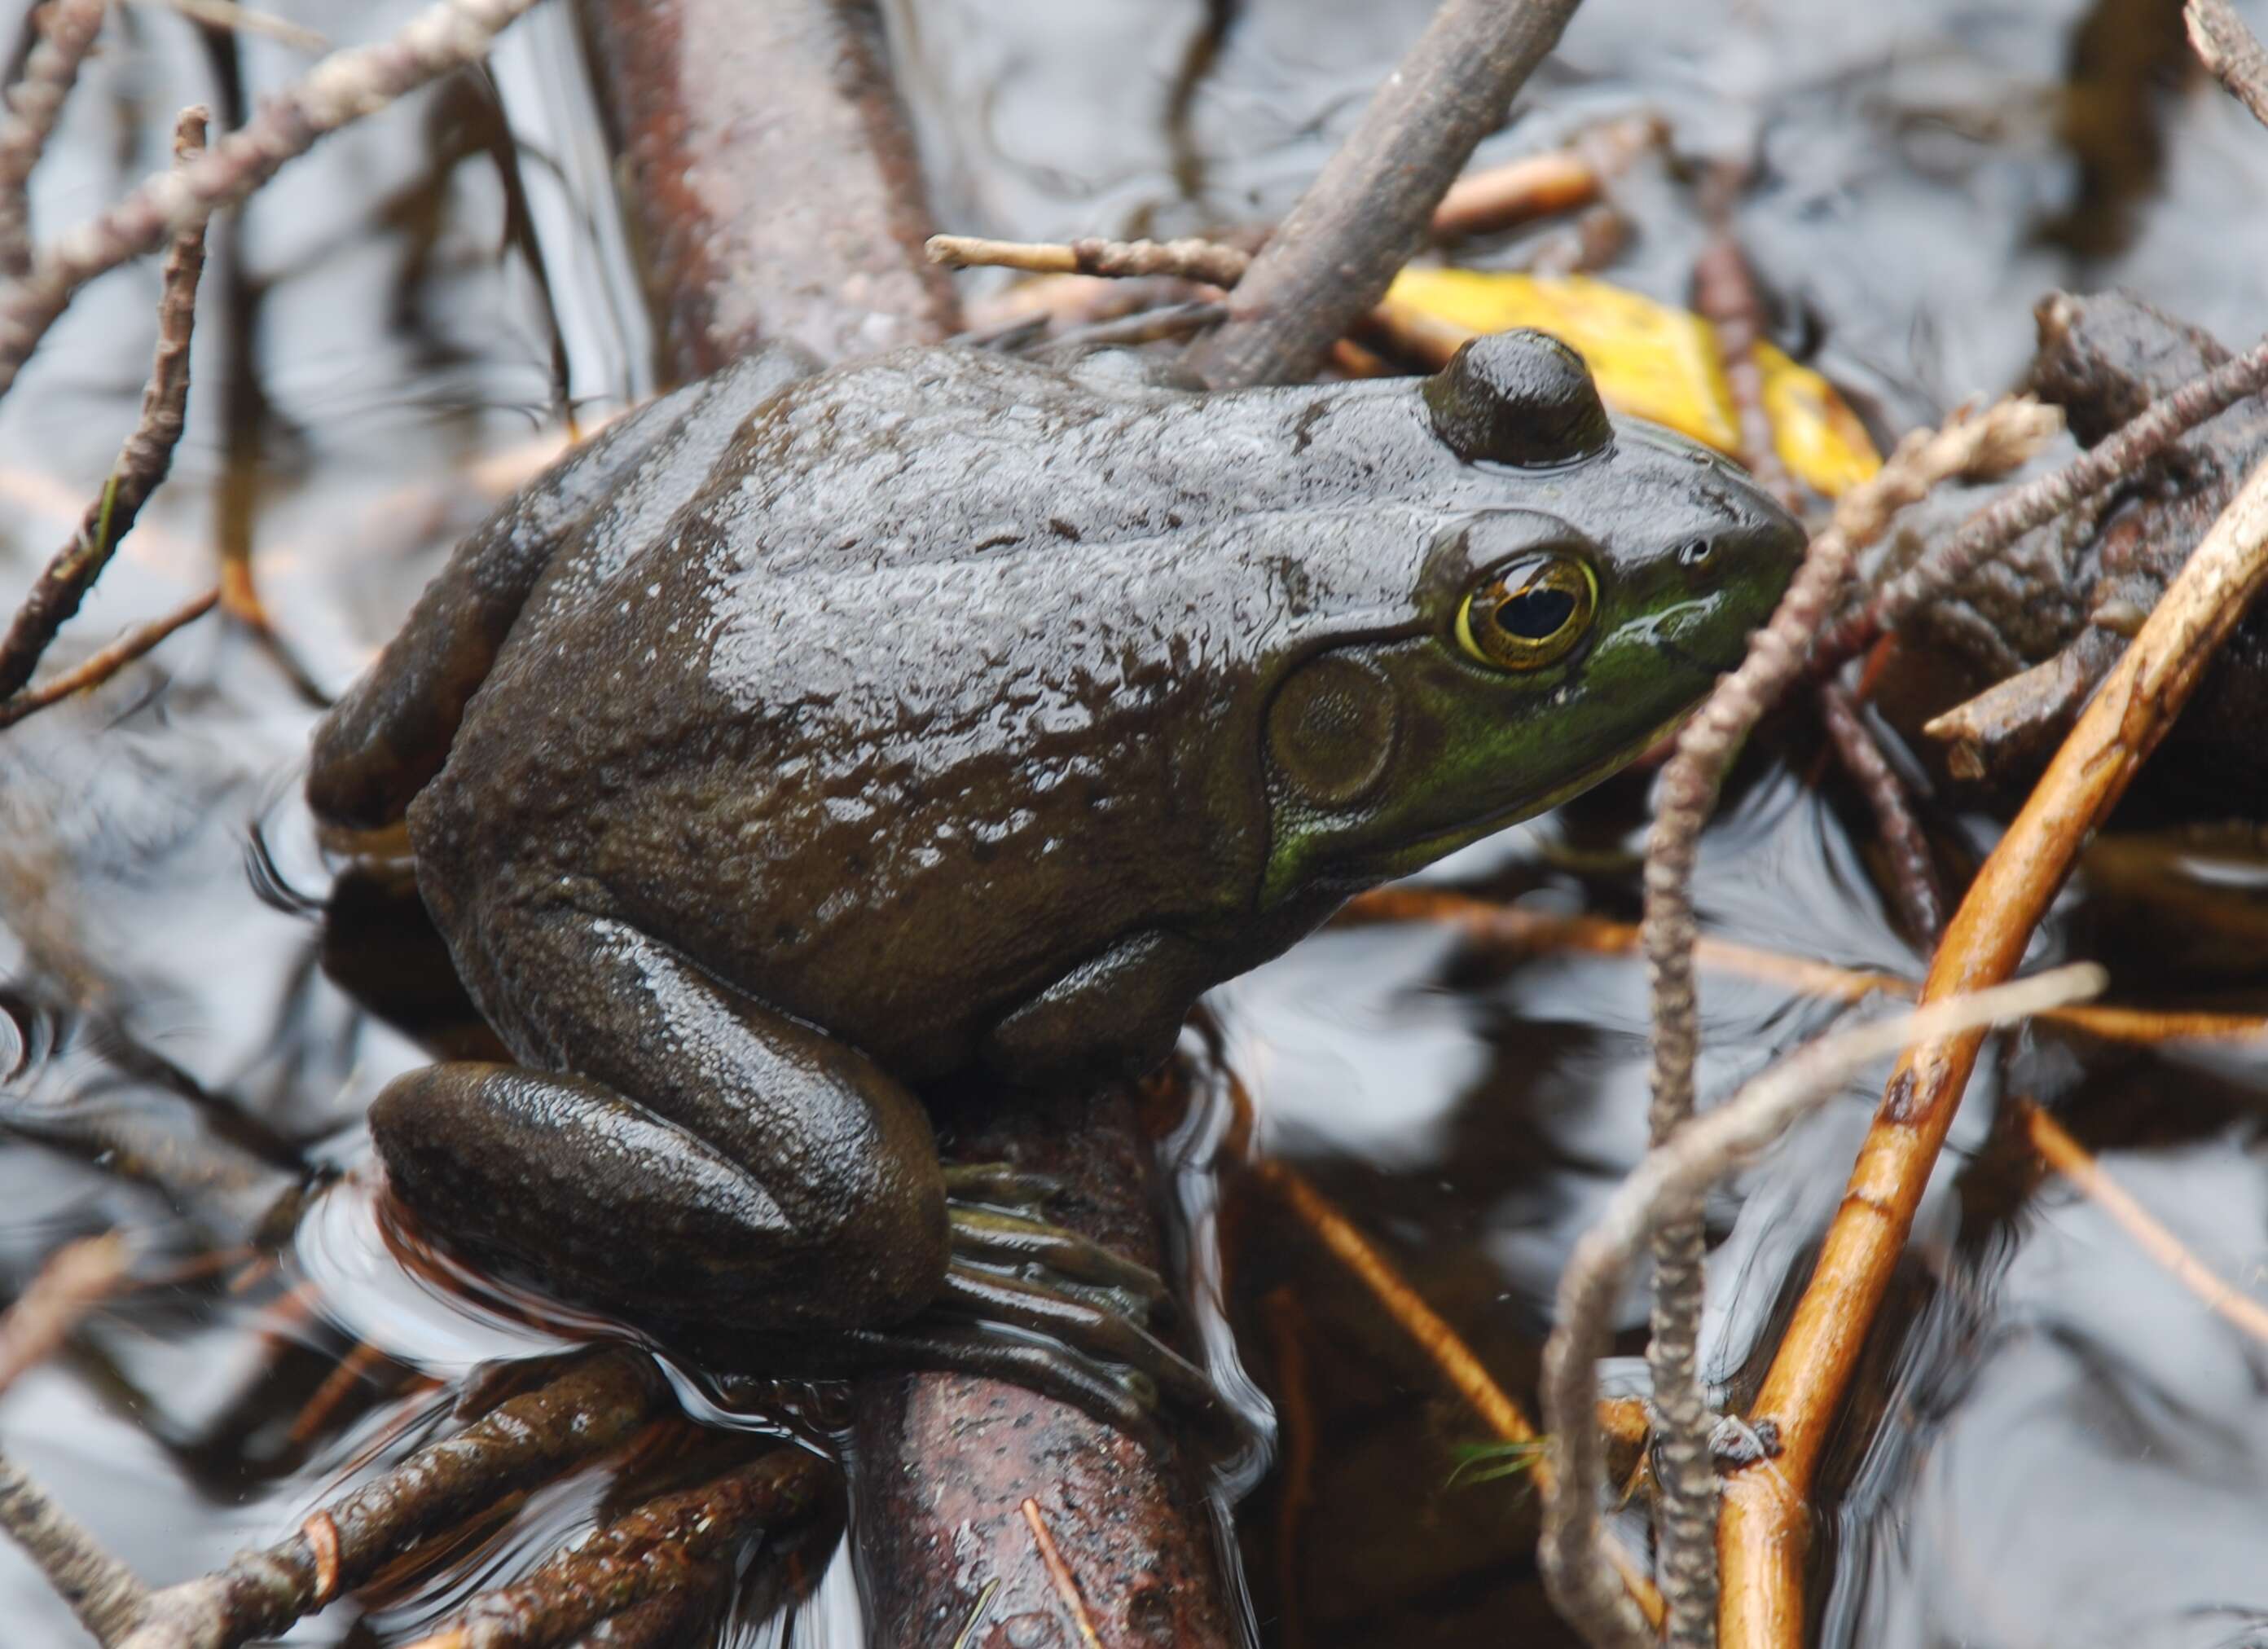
<box><xmin>573</xmin><ymin>0</ymin><xmax>960</xmax><ymax>380</ymax></box>
<box><xmin>568</xmin><ymin>3</ymin><xmax>1239</xmax><ymax>1642</ymax></box>
<box><xmin>853</xmin><ymin>1084</ymin><xmax>1238</xmax><ymax>1648</ymax></box>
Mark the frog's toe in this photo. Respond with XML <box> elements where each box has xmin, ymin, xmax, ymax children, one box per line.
<box><xmin>940</xmin><ymin>1262</ymin><xmax>1220</xmax><ymax>1419</ymax></box>
<box><xmin>947</xmin><ymin>1205</ymin><xmax>1172</xmax><ymax>1316</ymax></box>
<box><xmin>940</xmin><ymin>1162</ymin><xmax>1073</xmax><ymax>1209</ymax></box>
<box><xmin>840</xmin><ymin>1322</ymin><xmax>1163</xmax><ymax>1443</ymax></box>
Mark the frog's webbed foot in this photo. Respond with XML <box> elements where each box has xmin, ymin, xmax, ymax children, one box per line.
<box><xmin>930</xmin><ymin>1166</ymin><xmax>1232</xmax><ymax>1437</ymax></box>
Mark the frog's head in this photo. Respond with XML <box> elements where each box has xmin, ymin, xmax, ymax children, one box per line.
<box><xmin>1255</xmin><ymin>329</ymin><xmax>1804</xmax><ymax>904</ymax></box>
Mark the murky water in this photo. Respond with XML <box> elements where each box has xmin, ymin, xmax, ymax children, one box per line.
<box><xmin>2</xmin><ymin>0</ymin><xmax>2266</xmax><ymax>1643</ymax></box>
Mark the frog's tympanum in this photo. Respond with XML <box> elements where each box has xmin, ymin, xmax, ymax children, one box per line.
<box><xmin>308</xmin><ymin>332</ymin><xmax>1801</xmax><ymax>1423</ymax></box>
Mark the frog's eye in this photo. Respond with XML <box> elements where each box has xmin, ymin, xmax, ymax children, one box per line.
<box><xmin>1425</xmin><ymin>330</ymin><xmax>1612</xmax><ymax>467</ymax></box>
<box><xmin>1455</xmin><ymin>556</ymin><xmax>1597</xmax><ymax>671</ymax></box>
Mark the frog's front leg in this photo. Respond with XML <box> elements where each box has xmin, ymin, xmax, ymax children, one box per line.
<box><xmin>371</xmin><ymin>907</ymin><xmax>1211</xmax><ymax>1423</ymax></box>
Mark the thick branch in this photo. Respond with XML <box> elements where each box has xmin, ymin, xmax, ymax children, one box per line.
<box><xmin>1181</xmin><ymin>0</ymin><xmax>1581</xmax><ymax>389</ymax></box>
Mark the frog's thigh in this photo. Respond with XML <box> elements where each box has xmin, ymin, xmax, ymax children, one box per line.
<box><xmin>376</xmin><ymin>910</ymin><xmax>947</xmax><ymax>1331</ymax></box>
<box><xmin>980</xmin><ymin>928</ymin><xmax>1218</xmax><ymax>1088</ymax></box>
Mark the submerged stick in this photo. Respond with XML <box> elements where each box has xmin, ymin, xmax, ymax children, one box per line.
<box><xmin>1720</xmin><ymin>451</ymin><xmax>2268</xmax><ymax>1646</ymax></box>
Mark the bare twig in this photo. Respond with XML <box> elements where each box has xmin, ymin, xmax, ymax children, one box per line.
<box><xmin>2022</xmin><ymin>1099</ymin><xmax>2268</xmax><ymax>1345</ymax></box>
<box><xmin>0</xmin><ymin>1232</ymin><xmax>130</xmax><ymax>1395</ymax></box>
<box><xmin>0</xmin><ymin>105</ymin><xmax>208</xmax><ymax>705</ymax></box>
<box><xmin>0</xmin><ymin>0</ymin><xmax>543</xmax><ymax>406</ymax></box>
<box><xmin>0</xmin><ymin>1452</ymin><xmax>151</xmax><ymax>1644</ymax></box>
<box><xmin>1255</xmin><ymin>1159</ymin><xmax>1665</xmax><ymax>1626</ymax></box>
<box><xmin>0</xmin><ymin>587</ymin><xmax>218</xmax><ymax>728</ymax></box>
<box><xmin>0</xmin><ymin>0</ymin><xmax>108</xmax><ymax>278</ymax></box>
<box><xmin>116</xmin><ymin>1349</ymin><xmax>664</xmax><ymax>1649</ymax></box>
<box><xmin>1817</xmin><ymin>684</ymin><xmax>1946</xmax><ymax>942</ymax></box>
<box><xmin>403</xmin><ymin>1447</ymin><xmax>838</xmax><ymax>1649</ymax></box>
<box><xmin>1637</xmin><ymin>397</ymin><xmax>2056</xmax><ymax>1640</ymax></box>
<box><xmin>1821</xmin><ymin>335</ymin><xmax>2268</xmax><ymax>665</ymax></box>
<box><xmin>927</xmin><ymin>233</ymin><xmax>1251</xmax><ymax>288</ymax></box>
<box><xmin>1721</xmin><ymin>451</ymin><xmax>2268</xmax><ymax>1643</ymax></box>
<box><xmin>1538</xmin><ymin>968</ymin><xmax>2104</xmax><ymax>1649</ymax></box>
<box><xmin>1182</xmin><ymin>0</ymin><xmax>1583</xmax><ymax>389</ymax></box>
<box><xmin>2187</xmin><ymin>0</ymin><xmax>2268</xmax><ymax>130</ymax></box>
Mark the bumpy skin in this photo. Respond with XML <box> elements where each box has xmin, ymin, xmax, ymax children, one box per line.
<box><xmin>309</xmin><ymin>336</ymin><xmax>1800</xmax><ymax>1351</ymax></box>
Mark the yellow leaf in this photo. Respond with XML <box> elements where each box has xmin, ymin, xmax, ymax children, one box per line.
<box><xmin>1383</xmin><ymin>267</ymin><xmax>1880</xmax><ymax>496</ymax></box>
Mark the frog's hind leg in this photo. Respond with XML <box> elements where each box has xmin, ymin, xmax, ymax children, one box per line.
<box><xmin>371</xmin><ymin>905</ymin><xmax>1225</xmax><ymax>1431</ymax></box>
<box><xmin>307</xmin><ymin>348</ymin><xmax>813</xmax><ymax>832</ymax></box>
<box><xmin>370</xmin><ymin>908</ymin><xmax>950</xmax><ymax>1334</ymax></box>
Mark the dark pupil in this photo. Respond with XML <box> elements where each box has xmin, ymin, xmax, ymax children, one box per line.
<box><xmin>1493</xmin><ymin>585</ymin><xmax>1576</xmax><ymax>640</ymax></box>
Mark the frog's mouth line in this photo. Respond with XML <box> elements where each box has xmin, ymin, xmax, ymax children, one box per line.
<box><xmin>1328</xmin><ymin>700</ymin><xmax>1708</xmax><ymax>895</ymax></box>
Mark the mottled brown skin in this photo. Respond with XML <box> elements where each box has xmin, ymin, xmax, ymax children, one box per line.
<box><xmin>1886</xmin><ymin>291</ymin><xmax>2268</xmax><ymax>803</ymax></box>
<box><xmin>308</xmin><ymin>334</ymin><xmax>1800</xmax><ymax>1415</ymax></box>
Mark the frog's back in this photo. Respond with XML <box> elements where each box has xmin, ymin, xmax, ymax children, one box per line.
<box><xmin>415</xmin><ymin>349</ymin><xmax>1390</xmax><ymax>1079</ymax></box>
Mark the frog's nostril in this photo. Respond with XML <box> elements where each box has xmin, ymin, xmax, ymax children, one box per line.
<box><xmin>1677</xmin><ymin>537</ymin><xmax>1713</xmax><ymax>569</ymax></box>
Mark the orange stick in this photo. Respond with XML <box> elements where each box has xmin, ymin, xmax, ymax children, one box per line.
<box><xmin>1717</xmin><ymin>453</ymin><xmax>2268</xmax><ymax>1645</ymax></box>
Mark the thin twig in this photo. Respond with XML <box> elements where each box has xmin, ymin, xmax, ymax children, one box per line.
<box><xmin>116</xmin><ymin>1350</ymin><xmax>664</xmax><ymax>1649</ymax></box>
<box><xmin>1339</xmin><ymin>886</ymin><xmax>2268</xmax><ymax>1043</ymax></box>
<box><xmin>1817</xmin><ymin>684</ymin><xmax>1946</xmax><ymax>942</ymax></box>
<box><xmin>1429</xmin><ymin>114</ymin><xmax>1661</xmax><ymax>240</ymax></box>
<box><xmin>1721</xmin><ymin>450</ymin><xmax>2268</xmax><ymax>1645</ymax></box>
<box><xmin>0</xmin><ymin>1232</ymin><xmax>130</xmax><ymax>1396</ymax></box>
<box><xmin>0</xmin><ymin>0</ymin><xmax>543</xmax><ymax>406</ymax></box>
<box><xmin>1821</xmin><ymin>335</ymin><xmax>2268</xmax><ymax>666</ymax></box>
<box><xmin>1637</xmin><ymin>396</ymin><xmax>2057</xmax><ymax>1639</ymax></box>
<box><xmin>0</xmin><ymin>104</ymin><xmax>208</xmax><ymax>703</ymax></box>
<box><xmin>0</xmin><ymin>587</ymin><xmax>218</xmax><ymax>728</ymax></box>
<box><xmin>1022</xmin><ymin>1499</ymin><xmax>1106</xmax><ymax>1649</ymax></box>
<box><xmin>0</xmin><ymin>1453</ymin><xmax>151</xmax><ymax>1645</ymax></box>
<box><xmin>926</xmin><ymin>233</ymin><xmax>1250</xmax><ymax>288</ymax></box>
<box><xmin>0</xmin><ymin>0</ymin><xmax>108</xmax><ymax>279</ymax></box>
<box><xmin>2187</xmin><ymin>0</ymin><xmax>2268</xmax><ymax>130</ymax></box>
<box><xmin>2021</xmin><ymin>1099</ymin><xmax>2268</xmax><ymax>1345</ymax></box>
<box><xmin>1255</xmin><ymin>1159</ymin><xmax>1665</xmax><ymax>1626</ymax></box>
<box><xmin>1538</xmin><ymin>967</ymin><xmax>2103</xmax><ymax>1649</ymax></box>
<box><xmin>1182</xmin><ymin>0</ymin><xmax>1583</xmax><ymax>389</ymax></box>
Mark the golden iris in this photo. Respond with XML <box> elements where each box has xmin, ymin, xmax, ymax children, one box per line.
<box><xmin>1454</xmin><ymin>556</ymin><xmax>1597</xmax><ymax>671</ymax></box>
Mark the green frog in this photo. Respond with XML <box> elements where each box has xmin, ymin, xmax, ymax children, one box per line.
<box><xmin>307</xmin><ymin>332</ymin><xmax>1801</xmax><ymax>1424</ymax></box>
